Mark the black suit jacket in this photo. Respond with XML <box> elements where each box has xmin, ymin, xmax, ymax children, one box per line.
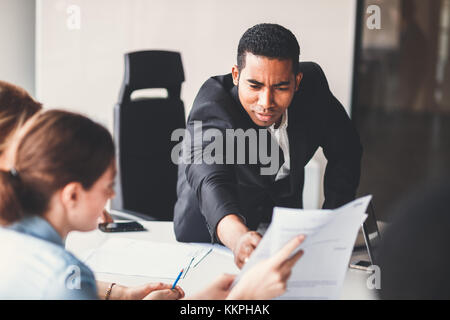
<box><xmin>173</xmin><ymin>62</ymin><xmax>363</xmax><ymax>243</ymax></box>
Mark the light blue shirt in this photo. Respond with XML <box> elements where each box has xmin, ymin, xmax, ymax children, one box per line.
<box><xmin>0</xmin><ymin>216</ymin><xmax>98</xmax><ymax>299</ymax></box>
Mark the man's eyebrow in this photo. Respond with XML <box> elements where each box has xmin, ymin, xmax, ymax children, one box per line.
<box><xmin>273</xmin><ymin>81</ymin><xmax>291</xmax><ymax>87</ymax></box>
<box><xmin>247</xmin><ymin>79</ymin><xmax>264</xmax><ymax>86</ymax></box>
<box><xmin>247</xmin><ymin>79</ymin><xmax>291</xmax><ymax>87</ymax></box>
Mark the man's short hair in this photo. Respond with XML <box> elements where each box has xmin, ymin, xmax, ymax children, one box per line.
<box><xmin>237</xmin><ymin>23</ymin><xmax>300</xmax><ymax>74</ymax></box>
<box><xmin>0</xmin><ymin>81</ymin><xmax>42</xmax><ymax>156</ymax></box>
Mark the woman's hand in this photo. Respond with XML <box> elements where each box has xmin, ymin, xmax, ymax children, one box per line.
<box><xmin>185</xmin><ymin>274</ymin><xmax>236</xmax><ymax>300</ymax></box>
<box><xmin>226</xmin><ymin>234</ymin><xmax>305</xmax><ymax>300</ymax></box>
<box><xmin>122</xmin><ymin>282</ymin><xmax>178</xmax><ymax>300</ymax></box>
<box><xmin>143</xmin><ymin>286</ymin><xmax>185</xmax><ymax>300</ymax></box>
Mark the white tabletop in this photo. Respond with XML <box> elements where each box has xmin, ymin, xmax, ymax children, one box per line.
<box><xmin>65</xmin><ymin>221</ymin><xmax>377</xmax><ymax>300</ymax></box>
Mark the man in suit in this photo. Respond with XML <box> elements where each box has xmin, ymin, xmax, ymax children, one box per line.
<box><xmin>174</xmin><ymin>23</ymin><xmax>362</xmax><ymax>268</ymax></box>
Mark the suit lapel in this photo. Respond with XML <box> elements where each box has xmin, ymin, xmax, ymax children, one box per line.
<box><xmin>287</xmin><ymin>93</ymin><xmax>309</xmax><ymax>193</ymax></box>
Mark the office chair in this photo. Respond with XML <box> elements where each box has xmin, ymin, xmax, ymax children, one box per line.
<box><xmin>111</xmin><ymin>50</ymin><xmax>186</xmax><ymax>221</ymax></box>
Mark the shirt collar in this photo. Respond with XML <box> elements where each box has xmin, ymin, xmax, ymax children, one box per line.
<box><xmin>268</xmin><ymin>110</ymin><xmax>289</xmax><ymax>131</ymax></box>
<box><xmin>8</xmin><ymin>216</ymin><xmax>64</xmax><ymax>247</ymax></box>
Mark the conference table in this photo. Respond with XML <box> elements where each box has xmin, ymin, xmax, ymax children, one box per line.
<box><xmin>65</xmin><ymin>212</ymin><xmax>377</xmax><ymax>300</ymax></box>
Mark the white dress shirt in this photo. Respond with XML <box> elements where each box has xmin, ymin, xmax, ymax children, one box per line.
<box><xmin>267</xmin><ymin>111</ymin><xmax>290</xmax><ymax>181</ymax></box>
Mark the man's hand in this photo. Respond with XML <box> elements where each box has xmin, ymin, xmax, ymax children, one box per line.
<box><xmin>217</xmin><ymin>214</ymin><xmax>263</xmax><ymax>269</ymax></box>
<box><xmin>233</xmin><ymin>231</ymin><xmax>262</xmax><ymax>269</ymax></box>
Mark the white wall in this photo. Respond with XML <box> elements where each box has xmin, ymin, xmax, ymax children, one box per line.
<box><xmin>36</xmin><ymin>0</ymin><xmax>358</xmax><ymax>208</ymax></box>
<box><xmin>36</xmin><ymin>0</ymin><xmax>357</xmax><ymax>128</ymax></box>
<box><xmin>0</xmin><ymin>0</ymin><xmax>36</xmax><ymax>96</ymax></box>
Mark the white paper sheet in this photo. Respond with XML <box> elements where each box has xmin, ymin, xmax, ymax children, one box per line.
<box><xmin>83</xmin><ymin>238</ymin><xmax>209</xmax><ymax>279</ymax></box>
<box><xmin>234</xmin><ymin>196</ymin><xmax>371</xmax><ymax>299</ymax></box>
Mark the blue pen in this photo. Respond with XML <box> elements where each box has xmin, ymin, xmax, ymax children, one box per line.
<box><xmin>172</xmin><ymin>268</ymin><xmax>184</xmax><ymax>289</ymax></box>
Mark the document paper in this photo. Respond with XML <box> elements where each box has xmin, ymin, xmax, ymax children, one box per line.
<box><xmin>83</xmin><ymin>238</ymin><xmax>209</xmax><ymax>279</ymax></box>
<box><xmin>235</xmin><ymin>196</ymin><xmax>371</xmax><ymax>299</ymax></box>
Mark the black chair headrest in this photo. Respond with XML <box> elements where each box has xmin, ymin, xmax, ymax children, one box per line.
<box><xmin>118</xmin><ymin>50</ymin><xmax>185</xmax><ymax>103</ymax></box>
<box><xmin>123</xmin><ymin>50</ymin><xmax>185</xmax><ymax>91</ymax></box>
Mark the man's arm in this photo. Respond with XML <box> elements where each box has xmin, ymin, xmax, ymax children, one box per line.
<box><xmin>321</xmin><ymin>101</ymin><xmax>363</xmax><ymax>209</ymax></box>
<box><xmin>312</xmin><ymin>63</ymin><xmax>363</xmax><ymax>208</ymax></box>
<box><xmin>183</xmin><ymin>113</ymin><xmax>263</xmax><ymax>262</ymax></box>
<box><xmin>181</xmin><ymin>79</ymin><xmax>263</xmax><ymax>266</ymax></box>
<box><xmin>183</xmin><ymin>112</ymin><xmax>242</xmax><ymax>243</ymax></box>
<box><xmin>216</xmin><ymin>214</ymin><xmax>248</xmax><ymax>250</ymax></box>
<box><xmin>180</xmin><ymin>79</ymin><xmax>247</xmax><ymax>237</ymax></box>
<box><xmin>183</xmin><ymin>114</ymin><xmax>262</xmax><ymax>267</ymax></box>
<box><xmin>176</xmin><ymin>75</ymin><xmax>275</xmax><ymax>269</ymax></box>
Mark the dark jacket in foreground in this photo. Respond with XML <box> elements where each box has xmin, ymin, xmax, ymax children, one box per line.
<box><xmin>174</xmin><ymin>62</ymin><xmax>363</xmax><ymax>243</ymax></box>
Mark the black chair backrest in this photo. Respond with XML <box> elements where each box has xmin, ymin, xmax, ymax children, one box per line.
<box><xmin>112</xmin><ymin>50</ymin><xmax>186</xmax><ymax>221</ymax></box>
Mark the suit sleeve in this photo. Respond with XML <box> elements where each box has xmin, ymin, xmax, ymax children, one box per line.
<box><xmin>312</xmin><ymin>63</ymin><xmax>363</xmax><ymax>209</ymax></box>
<box><xmin>182</xmin><ymin>98</ymin><xmax>245</xmax><ymax>243</ymax></box>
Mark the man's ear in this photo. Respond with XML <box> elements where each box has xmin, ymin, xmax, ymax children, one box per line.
<box><xmin>295</xmin><ymin>72</ymin><xmax>303</xmax><ymax>91</ymax></box>
<box><xmin>232</xmin><ymin>65</ymin><xmax>240</xmax><ymax>86</ymax></box>
<box><xmin>60</xmin><ymin>182</ymin><xmax>82</xmax><ymax>209</ymax></box>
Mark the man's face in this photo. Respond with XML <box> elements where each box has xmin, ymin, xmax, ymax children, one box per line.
<box><xmin>232</xmin><ymin>52</ymin><xmax>302</xmax><ymax>127</ymax></box>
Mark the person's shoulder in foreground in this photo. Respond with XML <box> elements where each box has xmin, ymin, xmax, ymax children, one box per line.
<box><xmin>0</xmin><ymin>216</ymin><xmax>97</xmax><ymax>299</ymax></box>
<box><xmin>377</xmin><ymin>178</ymin><xmax>450</xmax><ymax>299</ymax></box>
